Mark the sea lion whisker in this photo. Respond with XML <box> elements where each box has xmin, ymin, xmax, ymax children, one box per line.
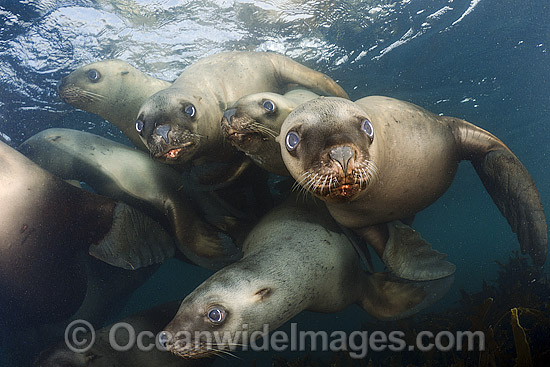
<box><xmin>216</xmin><ymin>348</ymin><xmax>241</xmax><ymax>358</ymax></box>
<box><xmin>248</xmin><ymin>122</ymin><xmax>278</xmax><ymax>138</ymax></box>
<box><xmin>321</xmin><ymin>175</ymin><xmax>329</xmax><ymax>193</ymax></box>
<box><xmin>79</xmin><ymin>89</ymin><xmax>105</xmax><ymax>100</ymax></box>
<box><xmin>313</xmin><ymin>174</ymin><xmax>325</xmax><ymax>195</ymax></box>
<box><xmin>305</xmin><ymin>173</ymin><xmax>319</xmax><ymax>192</ymax></box>
<box><xmin>292</xmin><ymin>172</ymin><xmax>310</xmax><ymax>192</ymax></box>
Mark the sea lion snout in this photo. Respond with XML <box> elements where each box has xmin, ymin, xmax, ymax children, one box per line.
<box><xmin>222</xmin><ymin>108</ymin><xmax>237</xmax><ymax>126</ymax></box>
<box><xmin>329</xmin><ymin>145</ymin><xmax>354</xmax><ymax>173</ymax></box>
<box><xmin>56</xmin><ymin>76</ymin><xmax>67</xmax><ymax>94</ymax></box>
<box><xmin>155</xmin><ymin>123</ymin><xmax>171</xmax><ymax>144</ymax></box>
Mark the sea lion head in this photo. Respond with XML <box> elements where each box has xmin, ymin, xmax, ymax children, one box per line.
<box><xmin>58</xmin><ymin>59</ymin><xmax>137</xmax><ymax>115</ymax></box>
<box><xmin>278</xmin><ymin>97</ymin><xmax>380</xmax><ymax>203</ymax></box>
<box><xmin>160</xmin><ymin>265</ymin><xmax>277</xmax><ymax>358</ymax></box>
<box><xmin>135</xmin><ymin>88</ymin><xmax>213</xmax><ymax>164</ymax></box>
<box><xmin>221</xmin><ymin>92</ymin><xmax>290</xmax><ymax>155</ymax></box>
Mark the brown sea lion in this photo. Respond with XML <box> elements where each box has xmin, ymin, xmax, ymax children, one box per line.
<box><xmin>58</xmin><ymin>59</ymin><xmax>171</xmax><ymax>150</ymax></box>
<box><xmin>278</xmin><ymin>96</ymin><xmax>547</xmax><ymax>280</ymax></box>
<box><xmin>160</xmin><ymin>198</ymin><xmax>453</xmax><ymax>358</ymax></box>
<box><xmin>221</xmin><ymin>89</ymin><xmax>319</xmax><ymax>176</ymax></box>
<box><xmin>135</xmin><ymin>51</ymin><xmax>349</xmax><ymax>185</ymax></box>
<box><xmin>0</xmin><ymin>140</ymin><xmax>173</xmax><ymax>326</ymax></box>
<box><xmin>19</xmin><ymin>128</ymin><xmax>242</xmax><ymax>270</ymax></box>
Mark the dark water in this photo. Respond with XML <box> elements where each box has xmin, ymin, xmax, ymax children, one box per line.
<box><xmin>1</xmin><ymin>0</ymin><xmax>549</xmax><ymax>366</ymax></box>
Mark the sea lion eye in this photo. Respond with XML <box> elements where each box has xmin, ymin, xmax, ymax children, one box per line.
<box><xmin>135</xmin><ymin>120</ymin><xmax>144</xmax><ymax>133</ymax></box>
<box><xmin>361</xmin><ymin>119</ymin><xmax>374</xmax><ymax>140</ymax></box>
<box><xmin>207</xmin><ymin>307</ymin><xmax>225</xmax><ymax>324</ymax></box>
<box><xmin>285</xmin><ymin>131</ymin><xmax>300</xmax><ymax>151</ymax></box>
<box><xmin>87</xmin><ymin>69</ymin><xmax>101</xmax><ymax>82</ymax></box>
<box><xmin>184</xmin><ymin>104</ymin><xmax>196</xmax><ymax>117</ymax></box>
<box><xmin>263</xmin><ymin>100</ymin><xmax>276</xmax><ymax>112</ymax></box>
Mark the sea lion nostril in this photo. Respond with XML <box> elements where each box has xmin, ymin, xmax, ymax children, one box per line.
<box><xmin>329</xmin><ymin>146</ymin><xmax>354</xmax><ymax>172</ymax></box>
<box><xmin>155</xmin><ymin>124</ymin><xmax>171</xmax><ymax>144</ymax></box>
<box><xmin>223</xmin><ymin>108</ymin><xmax>237</xmax><ymax>126</ymax></box>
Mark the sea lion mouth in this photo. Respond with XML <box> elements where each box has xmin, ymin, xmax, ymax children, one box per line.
<box><xmin>327</xmin><ymin>182</ymin><xmax>363</xmax><ymax>200</ymax></box>
<box><xmin>222</xmin><ymin>116</ymin><xmax>275</xmax><ymax>141</ymax></box>
<box><xmin>221</xmin><ymin>116</ymin><xmax>269</xmax><ymax>152</ymax></box>
<box><xmin>160</xmin><ymin>141</ymin><xmax>195</xmax><ymax>160</ymax></box>
<box><xmin>294</xmin><ymin>160</ymin><xmax>379</xmax><ymax>202</ymax></box>
<box><xmin>149</xmin><ymin>131</ymin><xmax>201</xmax><ymax>163</ymax></box>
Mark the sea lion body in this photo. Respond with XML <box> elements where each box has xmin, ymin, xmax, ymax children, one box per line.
<box><xmin>58</xmin><ymin>59</ymin><xmax>171</xmax><ymax>150</ymax></box>
<box><xmin>221</xmin><ymin>89</ymin><xmax>319</xmax><ymax>176</ymax></box>
<box><xmin>20</xmin><ymin>128</ymin><xmax>242</xmax><ymax>270</ymax></box>
<box><xmin>136</xmin><ymin>51</ymin><xmax>349</xmax><ymax>179</ymax></box>
<box><xmin>162</xmin><ymin>199</ymin><xmax>452</xmax><ymax>358</ymax></box>
<box><xmin>278</xmin><ymin>96</ymin><xmax>547</xmax><ymax>279</ymax></box>
<box><xmin>0</xmin><ymin>141</ymin><xmax>172</xmax><ymax>326</ymax></box>
<box><xmin>35</xmin><ymin>301</ymin><xmax>212</xmax><ymax>367</ymax></box>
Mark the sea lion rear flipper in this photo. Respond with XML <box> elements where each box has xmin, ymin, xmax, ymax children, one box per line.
<box><xmin>472</xmin><ymin>150</ymin><xmax>547</xmax><ymax>265</ymax></box>
<box><xmin>450</xmin><ymin>118</ymin><xmax>548</xmax><ymax>265</ymax></box>
<box><xmin>380</xmin><ymin>221</ymin><xmax>456</xmax><ymax>281</ymax></box>
<box><xmin>359</xmin><ymin>272</ymin><xmax>454</xmax><ymax>320</ymax></box>
<box><xmin>90</xmin><ymin>202</ymin><xmax>176</xmax><ymax>270</ymax></box>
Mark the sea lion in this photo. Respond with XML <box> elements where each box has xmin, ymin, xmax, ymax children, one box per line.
<box><xmin>20</xmin><ymin>128</ymin><xmax>242</xmax><ymax>270</ymax></box>
<box><xmin>135</xmin><ymin>51</ymin><xmax>349</xmax><ymax>184</ymax></box>
<box><xmin>58</xmin><ymin>59</ymin><xmax>171</xmax><ymax>150</ymax></box>
<box><xmin>0</xmin><ymin>140</ymin><xmax>173</xmax><ymax>326</ymax></box>
<box><xmin>160</xmin><ymin>199</ymin><xmax>453</xmax><ymax>358</ymax></box>
<box><xmin>278</xmin><ymin>96</ymin><xmax>547</xmax><ymax>280</ymax></box>
<box><xmin>221</xmin><ymin>89</ymin><xmax>319</xmax><ymax>176</ymax></box>
<box><xmin>34</xmin><ymin>301</ymin><xmax>213</xmax><ymax>367</ymax></box>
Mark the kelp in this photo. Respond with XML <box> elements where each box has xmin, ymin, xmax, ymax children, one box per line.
<box><xmin>510</xmin><ymin>307</ymin><xmax>532</xmax><ymax>367</ymax></box>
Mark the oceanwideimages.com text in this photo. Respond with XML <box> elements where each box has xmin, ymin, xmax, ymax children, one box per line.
<box><xmin>65</xmin><ymin>320</ymin><xmax>485</xmax><ymax>359</ymax></box>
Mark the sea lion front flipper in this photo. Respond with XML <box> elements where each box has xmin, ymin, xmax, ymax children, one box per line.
<box><xmin>449</xmin><ymin>117</ymin><xmax>548</xmax><ymax>266</ymax></box>
<box><xmin>359</xmin><ymin>272</ymin><xmax>454</xmax><ymax>320</ymax></box>
<box><xmin>376</xmin><ymin>221</ymin><xmax>456</xmax><ymax>281</ymax></box>
<box><xmin>90</xmin><ymin>202</ymin><xmax>176</xmax><ymax>270</ymax></box>
<box><xmin>268</xmin><ymin>53</ymin><xmax>350</xmax><ymax>99</ymax></box>
<box><xmin>187</xmin><ymin>156</ymin><xmax>252</xmax><ymax>188</ymax></box>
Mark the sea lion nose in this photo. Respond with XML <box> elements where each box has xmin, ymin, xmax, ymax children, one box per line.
<box><xmin>158</xmin><ymin>331</ymin><xmax>172</xmax><ymax>350</ymax></box>
<box><xmin>223</xmin><ymin>108</ymin><xmax>237</xmax><ymax>126</ymax></box>
<box><xmin>330</xmin><ymin>146</ymin><xmax>354</xmax><ymax>173</ymax></box>
<box><xmin>155</xmin><ymin>124</ymin><xmax>171</xmax><ymax>144</ymax></box>
<box><xmin>56</xmin><ymin>77</ymin><xmax>66</xmax><ymax>94</ymax></box>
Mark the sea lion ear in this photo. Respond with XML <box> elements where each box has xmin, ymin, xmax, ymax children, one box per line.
<box><xmin>253</xmin><ymin>287</ymin><xmax>272</xmax><ymax>301</ymax></box>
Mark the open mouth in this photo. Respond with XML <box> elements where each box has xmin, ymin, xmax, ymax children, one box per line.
<box><xmin>158</xmin><ymin>141</ymin><xmax>196</xmax><ymax>160</ymax></box>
